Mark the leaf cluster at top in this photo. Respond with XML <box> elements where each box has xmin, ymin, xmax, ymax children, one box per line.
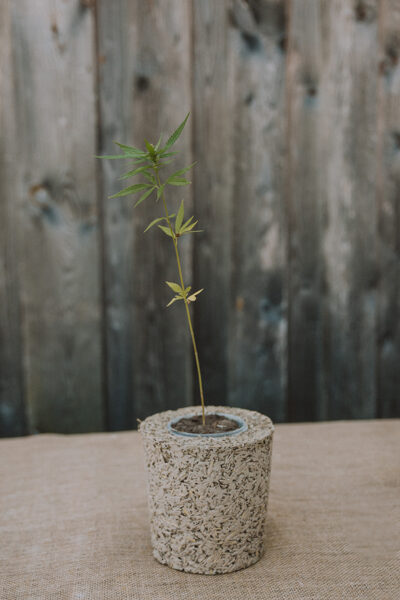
<box><xmin>97</xmin><ymin>113</ymin><xmax>204</xmax><ymax>310</ymax></box>
<box><xmin>96</xmin><ymin>113</ymin><xmax>194</xmax><ymax>208</ymax></box>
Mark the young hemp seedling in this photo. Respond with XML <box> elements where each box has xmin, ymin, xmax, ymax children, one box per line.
<box><xmin>97</xmin><ymin>114</ymin><xmax>206</xmax><ymax>425</ymax></box>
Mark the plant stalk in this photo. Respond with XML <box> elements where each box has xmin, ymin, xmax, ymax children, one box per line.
<box><xmin>154</xmin><ymin>169</ymin><xmax>206</xmax><ymax>425</ymax></box>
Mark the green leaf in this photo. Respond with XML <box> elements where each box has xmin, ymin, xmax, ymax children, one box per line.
<box><xmin>163</xmin><ymin>113</ymin><xmax>189</xmax><ymax>150</ymax></box>
<box><xmin>155</xmin><ymin>160</ymin><xmax>174</xmax><ymax>168</ymax></box>
<box><xmin>114</xmin><ymin>142</ymin><xmax>146</xmax><ymax>156</ymax></box>
<box><xmin>156</xmin><ymin>184</ymin><xmax>165</xmax><ymax>200</ymax></box>
<box><xmin>154</xmin><ymin>134</ymin><xmax>162</xmax><ymax>150</ymax></box>
<box><xmin>134</xmin><ymin>186</ymin><xmax>155</xmax><ymax>207</ymax></box>
<box><xmin>169</xmin><ymin>162</ymin><xmax>196</xmax><ymax>178</ymax></box>
<box><xmin>167</xmin><ymin>177</ymin><xmax>191</xmax><ymax>186</ymax></box>
<box><xmin>158</xmin><ymin>225</ymin><xmax>175</xmax><ymax>238</ymax></box>
<box><xmin>165</xmin><ymin>281</ymin><xmax>183</xmax><ymax>293</ymax></box>
<box><xmin>180</xmin><ymin>216</ymin><xmax>194</xmax><ymax>231</ymax></box>
<box><xmin>143</xmin><ymin>171</ymin><xmax>156</xmax><ymax>184</ymax></box>
<box><xmin>119</xmin><ymin>165</ymin><xmax>151</xmax><ymax>180</ymax></box>
<box><xmin>144</xmin><ymin>217</ymin><xmax>165</xmax><ymax>232</ymax></box>
<box><xmin>175</xmin><ymin>200</ymin><xmax>184</xmax><ymax>233</ymax></box>
<box><xmin>166</xmin><ymin>295</ymin><xmax>183</xmax><ymax>307</ymax></box>
<box><xmin>109</xmin><ymin>183</ymin><xmax>152</xmax><ymax>199</ymax></box>
<box><xmin>181</xmin><ymin>220</ymin><xmax>198</xmax><ymax>232</ymax></box>
<box><xmin>143</xmin><ymin>214</ymin><xmax>176</xmax><ymax>233</ymax></box>
<box><xmin>128</xmin><ymin>158</ymin><xmax>150</xmax><ymax>165</ymax></box>
<box><xmin>158</xmin><ymin>151</ymin><xmax>179</xmax><ymax>158</ymax></box>
<box><xmin>145</xmin><ymin>140</ymin><xmax>156</xmax><ymax>158</ymax></box>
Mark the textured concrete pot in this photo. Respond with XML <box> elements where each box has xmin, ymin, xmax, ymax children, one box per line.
<box><xmin>140</xmin><ymin>405</ymin><xmax>274</xmax><ymax>574</ymax></box>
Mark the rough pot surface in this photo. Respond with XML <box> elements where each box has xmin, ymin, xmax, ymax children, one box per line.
<box><xmin>140</xmin><ymin>405</ymin><xmax>274</xmax><ymax>574</ymax></box>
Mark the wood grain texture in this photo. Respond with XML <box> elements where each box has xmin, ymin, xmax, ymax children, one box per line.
<box><xmin>288</xmin><ymin>0</ymin><xmax>379</xmax><ymax>421</ymax></box>
<box><xmin>10</xmin><ymin>0</ymin><xmax>104</xmax><ymax>433</ymax></box>
<box><xmin>2</xmin><ymin>0</ymin><xmax>400</xmax><ymax>437</ymax></box>
<box><xmin>95</xmin><ymin>0</ymin><xmax>136</xmax><ymax>430</ymax></box>
<box><xmin>97</xmin><ymin>0</ymin><xmax>193</xmax><ymax>426</ymax></box>
<box><xmin>191</xmin><ymin>0</ymin><xmax>233</xmax><ymax>408</ymax></box>
<box><xmin>377</xmin><ymin>0</ymin><xmax>400</xmax><ymax>418</ymax></box>
<box><xmin>225</xmin><ymin>0</ymin><xmax>288</xmax><ymax>421</ymax></box>
<box><xmin>0</xmin><ymin>0</ymin><xmax>26</xmax><ymax>436</ymax></box>
<box><xmin>286</xmin><ymin>0</ymin><xmax>325</xmax><ymax>421</ymax></box>
<box><xmin>321</xmin><ymin>0</ymin><xmax>379</xmax><ymax>419</ymax></box>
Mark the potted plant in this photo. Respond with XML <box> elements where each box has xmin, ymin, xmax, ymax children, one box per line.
<box><xmin>98</xmin><ymin>115</ymin><xmax>274</xmax><ymax>574</ymax></box>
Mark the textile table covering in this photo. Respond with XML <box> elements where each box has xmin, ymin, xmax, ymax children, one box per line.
<box><xmin>0</xmin><ymin>419</ymin><xmax>399</xmax><ymax>599</ymax></box>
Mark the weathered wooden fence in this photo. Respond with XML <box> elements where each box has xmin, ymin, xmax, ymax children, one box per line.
<box><xmin>1</xmin><ymin>0</ymin><xmax>399</xmax><ymax>437</ymax></box>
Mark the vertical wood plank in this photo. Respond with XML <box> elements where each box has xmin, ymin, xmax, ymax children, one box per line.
<box><xmin>377</xmin><ymin>0</ymin><xmax>400</xmax><ymax>417</ymax></box>
<box><xmin>192</xmin><ymin>0</ymin><xmax>233</xmax><ymax>408</ymax></box>
<box><xmin>287</xmin><ymin>0</ymin><xmax>379</xmax><ymax>421</ymax></box>
<box><xmin>11</xmin><ymin>0</ymin><xmax>104</xmax><ymax>433</ymax></box>
<box><xmin>228</xmin><ymin>0</ymin><xmax>288</xmax><ymax>421</ymax></box>
<box><xmin>286</xmin><ymin>0</ymin><xmax>324</xmax><ymax>421</ymax></box>
<box><xmin>0</xmin><ymin>0</ymin><xmax>26</xmax><ymax>436</ymax></box>
<box><xmin>96</xmin><ymin>0</ymin><xmax>193</xmax><ymax>427</ymax></box>
<box><xmin>322</xmin><ymin>0</ymin><xmax>379</xmax><ymax>419</ymax></box>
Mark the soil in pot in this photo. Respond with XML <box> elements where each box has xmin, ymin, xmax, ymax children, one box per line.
<box><xmin>171</xmin><ymin>413</ymin><xmax>239</xmax><ymax>434</ymax></box>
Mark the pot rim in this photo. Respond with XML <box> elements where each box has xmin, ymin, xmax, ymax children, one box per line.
<box><xmin>167</xmin><ymin>412</ymin><xmax>248</xmax><ymax>438</ymax></box>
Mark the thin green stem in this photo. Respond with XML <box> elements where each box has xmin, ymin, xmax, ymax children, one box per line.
<box><xmin>154</xmin><ymin>168</ymin><xmax>206</xmax><ymax>425</ymax></box>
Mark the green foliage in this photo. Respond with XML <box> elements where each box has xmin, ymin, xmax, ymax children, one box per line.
<box><xmin>164</xmin><ymin>113</ymin><xmax>189</xmax><ymax>150</ymax></box>
<box><xmin>97</xmin><ymin>113</ymin><xmax>207</xmax><ymax>420</ymax></box>
<box><xmin>165</xmin><ymin>281</ymin><xmax>203</xmax><ymax>307</ymax></box>
<box><xmin>109</xmin><ymin>183</ymin><xmax>152</xmax><ymax>199</ymax></box>
<box><xmin>97</xmin><ymin>114</ymin><xmax>193</xmax><ymax>204</ymax></box>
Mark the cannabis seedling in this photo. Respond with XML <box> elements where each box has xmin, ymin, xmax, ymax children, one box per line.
<box><xmin>98</xmin><ymin>114</ymin><xmax>206</xmax><ymax>424</ymax></box>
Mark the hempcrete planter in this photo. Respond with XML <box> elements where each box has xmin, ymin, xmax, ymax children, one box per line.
<box><xmin>140</xmin><ymin>405</ymin><xmax>274</xmax><ymax>574</ymax></box>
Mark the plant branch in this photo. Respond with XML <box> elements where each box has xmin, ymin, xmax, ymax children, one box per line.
<box><xmin>154</xmin><ymin>169</ymin><xmax>206</xmax><ymax>425</ymax></box>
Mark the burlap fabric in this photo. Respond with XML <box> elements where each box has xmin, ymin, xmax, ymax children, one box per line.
<box><xmin>0</xmin><ymin>420</ymin><xmax>399</xmax><ymax>599</ymax></box>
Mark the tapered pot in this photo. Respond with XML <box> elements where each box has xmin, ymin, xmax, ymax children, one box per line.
<box><xmin>140</xmin><ymin>405</ymin><xmax>274</xmax><ymax>574</ymax></box>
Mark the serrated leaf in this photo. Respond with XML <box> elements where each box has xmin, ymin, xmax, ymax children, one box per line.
<box><xmin>128</xmin><ymin>158</ymin><xmax>149</xmax><ymax>165</ymax></box>
<box><xmin>158</xmin><ymin>225</ymin><xmax>175</xmax><ymax>238</ymax></box>
<box><xmin>109</xmin><ymin>183</ymin><xmax>152</xmax><ymax>199</ymax></box>
<box><xmin>184</xmin><ymin>286</ymin><xmax>192</xmax><ymax>294</ymax></box>
<box><xmin>165</xmin><ymin>281</ymin><xmax>183</xmax><ymax>293</ymax></box>
<box><xmin>119</xmin><ymin>165</ymin><xmax>151</xmax><ymax>180</ymax></box>
<box><xmin>169</xmin><ymin>162</ymin><xmax>196</xmax><ymax>178</ymax></box>
<box><xmin>156</xmin><ymin>160</ymin><xmax>174</xmax><ymax>168</ymax></box>
<box><xmin>163</xmin><ymin>113</ymin><xmax>189</xmax><ymax>150</ymax></box>
<box><xmin>167</xmin><ymin>175</ymin><xmax>189</xmax><ymax>183</ymax></box>
<box><xmin>175</xmin><ymin>200</ymin><xmax>184</xmax><ymax>233</ymax></box>
<box><xmin>168</xmin><ymin>178</ymin><xmax>191</xmax><ymax>186</ymax></box>
<box><xmin>134</xmin><ymin>186</ymin><xmax>155</xmax><ymax>207</ymax></box>
<box><xmin>158</xmin><ymin>151</ymin><xmax>179</xmax><ymax>158</ymax></box>
<box><xmin>114</xmin><ymin>142</ymin><xmax>146</xmax><ymax>156</ymax></box>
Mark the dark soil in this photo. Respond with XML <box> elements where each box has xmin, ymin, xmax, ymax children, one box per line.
<box><xmin>171</xmin><ymin>413</ymin><xmax>240</xmax><ymax>434</ymax></box>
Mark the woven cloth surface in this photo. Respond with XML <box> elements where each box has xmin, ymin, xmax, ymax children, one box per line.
<box><xmin>0</xmin><ymin>420</ymin><xmax>399</xmax><ymax>600</ymax></box>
